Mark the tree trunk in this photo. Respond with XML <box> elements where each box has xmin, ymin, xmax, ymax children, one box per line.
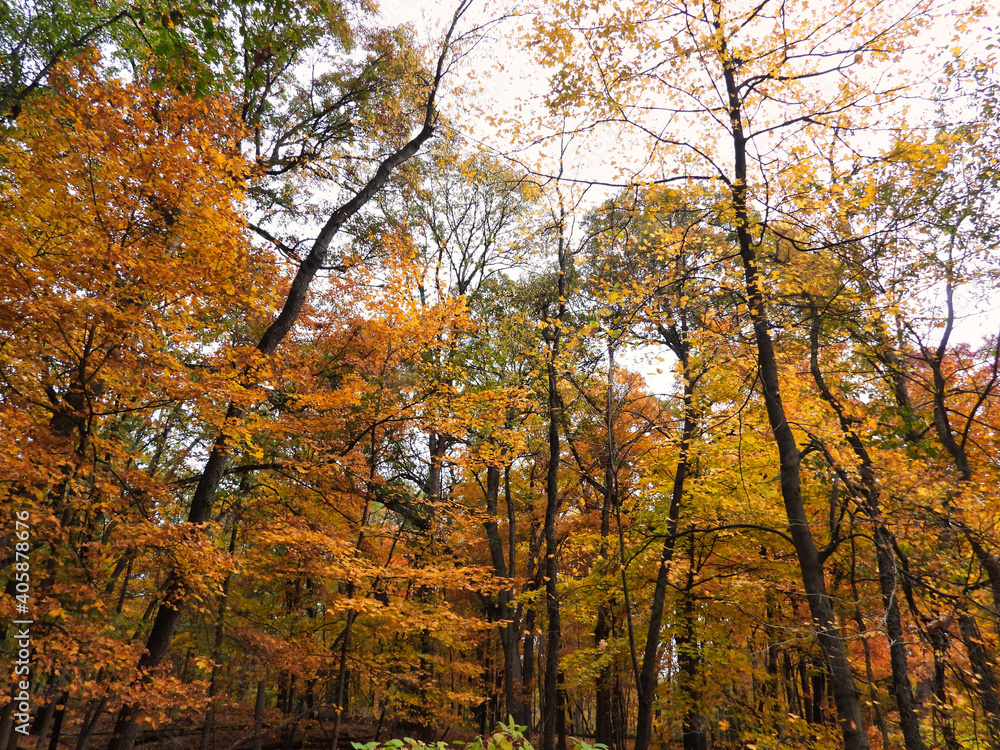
<box><xmin>104</xmin><ymin>11</ymin><xmax>468</xmax><ymax>744</ymax></box>
<box><xmin>721</xmin><ymin>49</ymin><xmax>869</xmax><ymax>749</ymax></box>
<box><xmin>556</xmin><ymin>672</ymin><xmax>568</xmax><ymax>750</ymax></box>
<box><xmin>635</xmin><ymin>360</ymin><xmax>696</xmax><ymax>750</ymax></box>
<box><xmin>595</xmin><ymin>346</ymin><xmax>618</xmax><ymax>750</ymax></box>
<box><xmin>254</xmin><ymin>679</ymin><xmax>266</xmax><ymax>750</ymax></box>
<box><xmin>541</xmin><ymin>348</ymin><xmax>562</xmax><ymax>750</ymax></box>
<box><xmin>201</xmin><ymin>522</ymin><xmax>239</xmax><ymax>750</ymax></box>
<box><xmin>31</xmin><ymin>695</ymin><xmax>56</xmax><ymax>750</ymax></box>
<box><xmin>677</xmin><ymin>547</ymin><xmax>706</xmax><ymax>750</ymax></box>
<box><xmin>74</xmin><ymin>697</ymin><xmax>106</xmax><ymax>750</ymax></box>
<box><xmin>594</xmin><ymin>602</ymin><xmax>614</xmax><ymax>749</ymax></box>
<box><xmin>45</xmin><ymin>693</ymin><xmax>68</xmax><ymax>750</ymax></box>
<box><xmin>0</xmin><ymin>702</ymin><xmax>12</xmax><ymax>750</ymax></box>
<box><xmin>483</xmin><ymin>465</ymin><xmax>528</xmax><ymax>727</ymax></box>
<box><xmin>522</xmin><ymin>604</ymin><xmax>537</xmax><ymax>734</ymax></box>
<box><xmin>958</xmin><ymin>614</ymin><xmax>1000</xmax><ymax>749</ymax></box>
<box><xmin>929</xmin><ymin>628</ymin><xmax>960</xmax><ymax>750</ymax></box>
<box><xmin>809</xmin><ymin>309</ymin><xmax>924</xmax><ymax>750</ymax></box>
<box><xmin>540</xmin><ymin>205</ymin><xmax>568</xmax><ymax>750</ymax></box>
<box><xmin>849</xmin><ymin>539</ymin><xmax>890</xmax><ymax>747</ymax></box>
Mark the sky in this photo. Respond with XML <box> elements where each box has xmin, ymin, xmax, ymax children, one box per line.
<box><xmin>378</xmin><ymin>0</ymin><xmax>1000</xmax><ymax>395</ymax></box>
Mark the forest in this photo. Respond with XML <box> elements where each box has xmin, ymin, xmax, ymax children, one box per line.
<box><xmin>0</xmin><ymin>0</ymin><xmax>998</xmax><ymax>748</ymax></box>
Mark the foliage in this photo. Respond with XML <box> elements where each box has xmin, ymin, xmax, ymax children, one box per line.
<box><xmin>1</xmin><ymin>1</ymin><xmax>1000</xmax><ymax>749</ymax></box>
<box><xmin>354</xmin><ymin>720</ymin><xmax>600</xmax><ymax>750</ymax></box>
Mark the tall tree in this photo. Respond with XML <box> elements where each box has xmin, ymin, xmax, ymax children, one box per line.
<box><xmin>107</xmin><ymin>0</ymin><xmax>467</xmax><ymax>722</ymax></box>
<box><xmin>522</xmin><ymin>0</ymin><xmax>983</xmax><ymax>746</ymax></box>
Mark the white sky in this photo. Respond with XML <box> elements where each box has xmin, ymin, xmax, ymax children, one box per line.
<box><xmin>379</xmin><ymin>0</ymin><xmax>999</xmax><ymax>388</ymax></box>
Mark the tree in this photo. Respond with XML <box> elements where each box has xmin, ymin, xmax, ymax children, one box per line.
<box><xmin>523</xmin><ymin>0</ymin><xmax>986</xmax><ymax>747</ymax></box>
<box><xmin>103</xmin><ymin>0</ymin><xmax>473</xmax><ymax>738</ymax></box>
<box><xmin>0</xmin><ymin>57</ymin><xmax>272</xmax><ymax>747</ymax></box>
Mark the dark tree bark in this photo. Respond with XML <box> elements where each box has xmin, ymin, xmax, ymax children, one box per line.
<box><xmin>849</xmin><ymin>538</ymin><xmax>890</xmax><ymax>748</ymax></box>
<box><xmin>634</xmin><ymin>356</ymin><xmax>696</xmax><ymax>750</ymax></box>
<box><xmin>719</xmin><ymin>44</ymin><xmax>870</xmax><ymax>750</ymax></box>
<box><xmin>916</xmin><ymin>271</ymin><xmax>1000</xmax><ymax>747</ymax></box>
<box><xmin>809</xmin><ymin>308</ymin><xmax>925</xmax><ymax>750</ymax></box>
<box><xmin>958</xmin><ymin>614</ymin><xmax>1000</xmax><ymax>749</ymax></box>
<box><xmin>201</xmin><ymin>521</ymin><xmax>240</xmax><ymax>750</ymax></box>
<box><xmin>677</xmin><ymin>544</ymin><xmax>706</xmax><ymax>750</ymax></box>
<box><xmin>556</xmin><ymin>672</ymin><xmax>568</xmax><ymax>750</ymax></box>
<box><xmin>44</xmin><ymin>693</ymin><xmax>68</xmax><ymax>750</ymax></box>
<box><xmin>540</xmin><ymin>288</ymin><xmax>564</xmax><ymax>750</ymax></box>
<box><xmin>594</xmin><ymin>343</ymin><xmax>621</xmax><ymax>750</ymax></box>
<box><xmin>483</xmin><ymin>465</ymin><xmax>528</xmax><ymax>727</ymax></box>
<box><xmin>30</xmin><ymin>694</ymin><xmax>56</xmax><ymax>750</ymax></box>
<box><xmin>105</xmin><ymin>7</ymin><xmax>472</xmax><ymax>748</ymax></box>
<box><xmin>927</xmin><ymin>622</ymin><xmax>960</xmax><ymax>750</ymax></box>
<box><xmin>254</xmin><ymin>680</ymin><xmax>266</xmax><ymax>750</ymax></box>
<box><xmin>594</xmin><ymin>601</ymin><xmax>614</xmax><ymax>749</ymax></box>
<box><xmin>73</xmin><ymin>697</ymin><xmax>106</xmax><ymax>750</ymax></box>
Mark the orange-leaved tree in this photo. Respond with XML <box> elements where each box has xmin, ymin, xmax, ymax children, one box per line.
<box><xmin>0</xmin><ymin>56</ymin><xmax>276</xmax><ymax>745</ymax></box>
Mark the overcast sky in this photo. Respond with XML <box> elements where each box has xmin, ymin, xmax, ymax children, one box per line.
<box><xmin>378</xmin><ymin>0</ymin><xmax>1000</xmax><ymax>363</ymax></box>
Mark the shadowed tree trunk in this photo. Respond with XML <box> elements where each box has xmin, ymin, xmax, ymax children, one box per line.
<box><xmin>540</xmin><ymin>249</ymin><xmax>566</xmax><ymax>750</ymax></box>
<box><xmin>958</xmin><ymin>614</ymin><xmax>1000</xmax><ymax>749</ymax></box>
<box><xmin>635</xmin><ymin>368</ymin><xmax>695</xmax><ymax>750</ymax></box>
<box><xmin>483</xmin><ymin>465</ymin><xmax>528</xmax><ymax>727</ymax></box>
<box><xmin>720</xmin><ymin>40</ymin><xmax>870</xmax><ymax>749</ymax></box>
<box><xmin>105</xmin><ymin>8</ymin><xmax>472</xmax><ymax>748</ymax></box>
<box><xmin>808</xmin><ymin>306</ymin><xmax>925</xmax><ymax>750</ymax></box>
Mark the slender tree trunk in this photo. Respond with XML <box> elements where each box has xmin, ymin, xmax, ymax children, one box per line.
<box><xmin>677</xmin><ymin>545</ymin><xmax>706</xmax><ymax>750</ymax></box>
<box><xmin>425</xmin><ymin>431</ymin><xmax>447</xmax><ymax>509</ymax></box>
<box><xmin>595</xmin><ymin>344</ymin><xmax>618</xmax><ymax>750</ymax></box>
<box><xmin>32</xmin><ymin>696</ymin><xmax>56</xmax><ymax>750</ymax></box>
<box><xmin>556</xmin><ymin>672</ymin><xmax>568</xmax><ymax>750</ymax></box>
<box><xmin>594</xmin><ymin>602</ymin><xmax>614</xmax><ymax>749</ymax></box>
<box><xmin>874</xmin><ymin>525</ymin><xmax>924</xmax><ymax>750</ymax></box>
<box><xmin>541</xmin><ymin>347</ymin><xmax>562</xmax><ymax>750</ymax></box>
<box><xmin>74</xmin><ymin>697</ymin><xmax>106</xmax><ymax>750</ymax></box>
<box><xmin>720</xmin><ymin>48</ymin><xmax>869</xmax><ymax>749</ymax></box>
<box><xmin>928</xmin><ymin>627</ymin><xmax>960</xmax><ymax>750</ymax></box>
<box><xmin>254</xmin><ymin>679</ymin><xmax>266</xmax><ymax>750</ymax></box>
<box><xmin>483</xmin><ymin>465</ymin><xmax>528</xmax><ymax>727</ymax></box>
<box><xmin>519</xmin><ymin>519</ymin><xmax>545</xmax><ymax>736</ymax></box>
<box><xmin>104</xmin><ymin>12</ymin><xmax>468</xmax><ymax>744</ymax></box>
<box><xmin>0</xmin><ymin>702</ymin><xmax>12</xmax><ymax>750</ymax></box>
<box><xmin>503</xmin><ymin>466</ymin><xmax>531</xmax><ymax>728</ymax></box>
<box><xmin>201</xmin><ymin>522</ymin><xmax>239</xmax><ymax>750</ymax></box>
<box><xmin>812</xmin><ymin>666</ymin><xmax>826</xmax><ymax>725</ymax></box>
<box><xmin>635</xmin><ymin>352</ymin><xmax>695</xmax><ymax>750</ymax></box>
<box><xmin>541</xmin><ymin>204</ymin><xmax>569</xmax><ymax>750</ymax></box>
<box><xmin>331</xmin><ymin>610</ymin><xmax>357</xmax><ymax>750</ymax></box>
<box><xmin>784</xmin><ymin>652</ymin><xmax>800</xmax><ymax>720</ymax></box>
<box><xmin>45</xmin><ymin>694</ymin><xmax>68</xmax><ymax>750</ymax></box>
<box><xmin>499</xmin><ymin>620</ymin><xmax>527</xmax><ymax>726</ymax></box>
<box><xmin>764</xmin><ymin>632</ymin><xmax>779</xmax><ymax>711</ymax></box>
<box><xmin>809</xmin><ymin>309</ymin><xmax>924</xmax><ymax>750</ymax></box>
<box><xmin>799</xmin><ymin>656</ymin><xmax>814</xmax><ymax>724</ymax></box>
<box><xmin>115</xmin><ymin>556</ymin><xmax>133</xmax><ymax>615</ymax></box>
<box><xmin>958</xmin><ymin>614</ymin><xmax>1000</xmax><ymax>749</ymax></box>
<box><xmin>849</xmin><ymin>538</ymin><xmax>890</xmax><ymax>747</ymax></box>
<box><xmin>522</xmin><ymin>604</ymin><xmax>537</xmax><ymax>733</ymax></box>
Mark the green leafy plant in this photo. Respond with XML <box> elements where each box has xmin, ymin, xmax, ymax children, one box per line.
<box><xmin>354</xmin><ymin>720</ymin><xmax>535</xmax><ymax>750</ymax></box>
